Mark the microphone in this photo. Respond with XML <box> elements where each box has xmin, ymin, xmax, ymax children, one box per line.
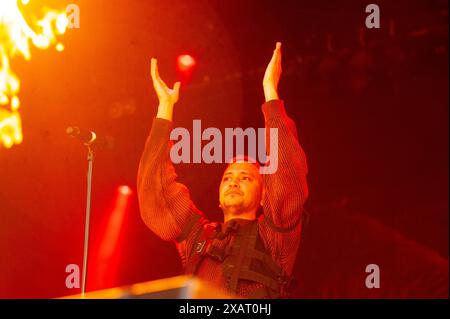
<box><xmin>66</xmin><ymin>126</ymin><xmax>114</xmax><ymax>149</ymax></box>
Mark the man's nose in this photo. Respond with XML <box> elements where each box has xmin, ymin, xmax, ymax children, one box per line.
<box><xmin>229</xmin><ymin>180</ymin><xmax>240</xmax><ymax>188</ymax></box>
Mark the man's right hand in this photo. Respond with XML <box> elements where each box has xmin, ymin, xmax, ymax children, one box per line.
<box><xmin>263</xmin><ymin>42</ymin><xmax>282</xmax><ymax>102</ymax></box>
<box><xmin>151</xmin><ymin>58</ymin><xmax>181</xmax><ymax>121</ymax></box>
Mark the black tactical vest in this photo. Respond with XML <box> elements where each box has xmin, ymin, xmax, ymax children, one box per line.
<box><xmin>184</xmin><ymin>219</ymin><xmax>293</xmax><ymax>298</ymax></box>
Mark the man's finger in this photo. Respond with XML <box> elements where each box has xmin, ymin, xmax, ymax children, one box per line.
<box><xmin>154</xmin><ymin>59</ymin><xmax>161</xmax><ymax>81</ymax></box>
<box><xmin>267</xmin><ymin>49</ymin><xmax>277</xmax><ymax>70</ymax></box>
<box><xmin>274</xmin><ymin>43</ymin><xmax>282</xmax><ymax>66</ymax></box>
<box><xmin>151</xmin><ymin>58</ymin><xmax>162</xmax><ymax>90</ymax></box>
<box><xmin>150</xmin><ymin>58</ymin><xmax>157</xmax><ymax>80</ymax></box>
<box><xmin>173</xmin><ymin>81</ymin><xmax>181</xmax><ymax>92</ymax></box>
<box><xmin>153</xmin><ymin>59</ymin><xmax>170</xmax><ymax>89</ymax></box>
<box><xmin>269</xmin><ymin>42</ymin><xmax>281</xmax><ymax>65</ymax></box>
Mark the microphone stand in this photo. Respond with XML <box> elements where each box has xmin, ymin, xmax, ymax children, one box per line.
<box><xmin>81</xmin><ymin>145</ymin><xmax>94</xmax><ymax>298</ymax></box>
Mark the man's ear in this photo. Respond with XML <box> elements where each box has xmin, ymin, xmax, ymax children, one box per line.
<box><xmin>260</xmin><ymin>186</ymin><xmax>266</xmax><ymax>206</ymax></box>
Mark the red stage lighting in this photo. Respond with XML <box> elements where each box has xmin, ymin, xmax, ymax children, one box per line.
<box><xmin>118</xmin><ymin>185</ymin><xmax>132</xmax><ymax>196</ymax></box>
<box><xmin>90</xmin><ymin>185</ymin><xmax>133</xmax><ymax>290</ymax></box>
<box><xmin>177</xmin><ymin>54</ymin><xmax>196</xmax><ymax>72</ymax></box>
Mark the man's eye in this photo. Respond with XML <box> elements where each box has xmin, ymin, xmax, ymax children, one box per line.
<box><xmin>243</xmin><ymin>176</ymin><xmax>252</xmax><ymax>181</ymax></box>
<box><xmin>223</xmin><ymin>177</ymin><xmax>230</xmax><ymax>182</ymax></box>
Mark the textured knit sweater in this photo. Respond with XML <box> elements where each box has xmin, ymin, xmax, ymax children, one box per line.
<box><xmin>137</xmin><ymin>99</ymin><xmax>308</xmax><ymax>297</ymax></box>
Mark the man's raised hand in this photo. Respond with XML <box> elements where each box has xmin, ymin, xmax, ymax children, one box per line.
<box><xmin>151</xmin><ymin>58</ymin><xmax>180</xmax><ymax>121</ymax></box>
<box><xmin>263</xmin><ymin>42</ymin><xmax>282</xmax><ymax>102</ymax></box>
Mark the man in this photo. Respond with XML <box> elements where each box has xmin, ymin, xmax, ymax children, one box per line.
<box><xmin>137</xmin><ymin>42</ymin><xmax>308</xmax><ymax>298</ymax></box>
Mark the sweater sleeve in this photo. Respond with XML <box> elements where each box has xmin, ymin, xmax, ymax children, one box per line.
<box><xmin>261</xmin><ymin>99</ymin><xmax>309</xmax><ymax>229</ymax></box>
<box><xmin>137</xmin><ymin>117</ymin><xmax>204</xmax><ymax>242</ymax></box>
<box><xmin>258</xmin><ymin>99</ymin><xmax>309</xmax><ymax>273</ymax></box>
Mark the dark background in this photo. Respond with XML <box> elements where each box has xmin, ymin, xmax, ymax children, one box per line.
<box><xmin>0</xmin><ymin>0</ymin><xmax>448</xmax><ymax>298</ymax></box>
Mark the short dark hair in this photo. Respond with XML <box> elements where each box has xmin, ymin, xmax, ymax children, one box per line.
<box><xmin>227</xmin><ymin>155</ymin><xmax>261</xmax><ymax>170</ymax></box>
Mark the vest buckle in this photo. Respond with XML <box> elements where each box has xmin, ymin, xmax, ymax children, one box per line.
<box><xmin>195</xmin><ymin>240</ymin><xmax>206</xmax><ymax>253</ymax></box>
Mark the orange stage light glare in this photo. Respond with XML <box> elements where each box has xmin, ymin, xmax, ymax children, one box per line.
<box><xmin>0</xmin><ymin>0</ymin><xmax>68</xmax><ymax>149</ymax></box>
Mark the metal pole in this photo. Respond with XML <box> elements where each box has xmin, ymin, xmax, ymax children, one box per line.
<box><xmin>81</xmin><ymin>146</ymin><xmax>94</xmax><ymax>298</ymax></box>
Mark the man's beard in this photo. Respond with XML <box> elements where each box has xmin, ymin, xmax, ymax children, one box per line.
<box><xmin>222</xmin><ymin>196</ymin><xmax>246</xmax><ymax>213</ymax></box>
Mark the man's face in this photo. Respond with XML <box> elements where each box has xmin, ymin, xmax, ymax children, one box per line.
<box><xmin>219</xmin><ymin>162</ymin><xmax>263</xmax><ymax>217</ymax></box>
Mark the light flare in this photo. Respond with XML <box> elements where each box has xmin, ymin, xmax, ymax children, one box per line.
<box><xmin>0</xmin><ymin>0</ymin><xmax>68</xmax><ymax>149</ymax></box>
<box><xmin>177</xmin><ymin>54</ymin><xmax>196</xmax><ymax>72</ymax></box>
<box><xmin>90</xmin><ymin>186</ymin><xmax>133</xmax><ymax>290</ymax></box>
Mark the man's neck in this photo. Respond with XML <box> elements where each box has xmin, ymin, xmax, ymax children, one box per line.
<box><xmin>223</xmin><ymin>209</ymin><xmax>256</xmax><ymax>223</ymax></box>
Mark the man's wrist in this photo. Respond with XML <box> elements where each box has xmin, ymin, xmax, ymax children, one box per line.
<box><xmin>156</xmin><ymin>102</ymin><xmax>174</xmax><ymax>121</ymax></box>
<box><xmin>264</xmin><ymin>86</ymin><xmax>279</xmax><ymax>102</ymax></box>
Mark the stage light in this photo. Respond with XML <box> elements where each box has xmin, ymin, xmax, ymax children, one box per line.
<box><xmin>90</xmin><ymin>185</ymin><xmax>133</xmax><ymax>290</ymax></box>
<box><xmin>0</xmin><ymin>0</ymin><xmax>68</xmax><ymax>149</ymax></box>
<box><xmin>177</xmin><ymin>54</ymin><xmax>196</xmax><ymax>72</ymax></box>
<box><xmin>56</xmin><ymin>43</ymin><xmax>65</xmax><ymax>52</ymax></box>
<box><xmin>118</xmin><ymin>185</ymin><xmax>132</xmax><ymax>196</ymax></box>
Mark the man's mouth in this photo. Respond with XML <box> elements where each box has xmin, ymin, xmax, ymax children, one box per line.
<box><xmin>226</xmin><ymin>190</ymin><xmax>242</xmax><ymax>196</ymax></box>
